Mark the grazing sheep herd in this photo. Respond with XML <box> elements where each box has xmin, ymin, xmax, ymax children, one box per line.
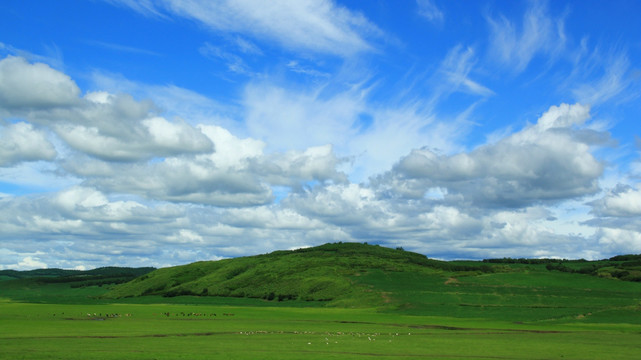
<box><xmin>157</xmin><ymin>312</ymin><xmax>235</xmax><ymax>317</ymax></box>
<box><xmin>40</xmin><ymin>309</ymin><xmax>421</xmax><ymax>350</ymax></box>
<box><xmin>50</xmin><ymin>311</ymin><xmax>235</xmax><ymax>320</ymax></box>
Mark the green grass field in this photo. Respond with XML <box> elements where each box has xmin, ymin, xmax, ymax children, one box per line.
<box><xmin>1</xmin><ymin>299</ymin><xmax>640</xmax><ymax>360</ymax></box>
<box><xmin>2</xmin><ymin>243</ymin><xmax>641</xmax><ymax>359</ymax></box>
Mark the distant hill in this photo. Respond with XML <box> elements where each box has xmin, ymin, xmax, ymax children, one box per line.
<box><xmin>0</xmin><ymin>266</ymin><xmax>155</xmax><ymax>286</ymax></box>
<box><xmin>3</xmin><ymin>243</ymin><xmax>641</xmax><ymax>321</ymax></box>
<box><xmin>102</xmin><ymin>243</ymin><xmax>641</xmax><ymax>311</ymax></box>
<box><xmin>482</xmin><ymin>254</ymin><xmax>641</xmax><ymax>282</ymax></box>
<box><xmin>103</xmin><ymin>242</ymin><xmax>493</xmax><ymax>306</ymax></box>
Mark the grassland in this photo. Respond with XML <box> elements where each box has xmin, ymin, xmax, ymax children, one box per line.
<box><xmin>1</xmin><ymin>242</ymin><xmax>641</xmax><ymax>359</ymax></box>
<box><xmin>2</xmin><ymin>300</ymin><xmax>640</xmax><ymax>359</ymax></box>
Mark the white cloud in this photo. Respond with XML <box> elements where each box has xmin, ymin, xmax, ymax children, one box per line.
<box><xmin>0</xmin><ymin>56</ymin><xmax>80</xmax><ymax>109</ymax></box>
<box><xmin>166</xmin><ymin>229</ymin><xmax>205</xmax><ymax>244</ymax></box>
<box><xmin>79</xmin><ymin>159</ymin><xmax>274</xmax><ymax>207</ymax></box>
<box><xmin>596</xmin><ymin>228</ymin><xmax>641</xmax><ymax>255</ymax></box>
<box><xmin>86</xmin><ymin>40</ymin><xmax>162</xmax><ymax>56</ymax></box>
<box><xmin>58</xmin><ymin>124</ymin><xmax>347</xmax><ymax>207</ymax></box>
<box><xmin>417</xmin><ymin>0</ymin><xmax>444</xmax><ymax>24</ymax></box>
<box><xmin>0</xmin><ymin>122</ymin><xmax>57</xmax><ymax>166</ymax></box>
<box><xmin>50</xmin><ymin>93</ymin><xmax>213</xmax><ymax>161</ymax></box>
<box><xmin>0</xmin><ymin>58</ymin><xmax>215</xmax><ymax>163</ymax></box>
<box><xmin>242</xmin><ymin>78</ymin><xmax>470</xmax><ymax>182</ymax></box>
<box><xmin>570</xmin><ymin>49</ymin><xmax>635</xmax><ymax>105</ymax></box>
<box><xmin>199</xmin><ymin>42</ymin><xmax>254</xmax><ymax>75</ymax></box>
<box><xmin>18</xmin><ymin>256</ymin><xmax>47</xmax><ymax>270</ymax></box>
<box><xmin>232</xmin><ymin>36</ymin><xmax>262</xmax><ymax>55</ymax></box>
<box><xmin>486</xmin><ymin>1</ymin><xmax>565</xmax><ymax>72</ymax></box>
<box><xmin>243</xmin><ymin>82</ymin><xmax>364</xmax><ymax>152</ymax></box>
<box><xmin>253</xmin><ymin>144</ymin><xmax>348</xmax><ymax>186</ymax></box>
<box><xmin>89</xmin><ymin>71</ymin><xmax>241</xmax><ymax>131</ymax></box>
<box><xmin>199</xmin><ymin>125</ymin><xmax>264</xmax><ymax>169</ymax></box>
<box><xmin>438</xmin><ymin>45</ymin><xmax>494</xmax><ymax>98</ymax></box>
<box><xmin>108</xmin><ymin>0</ymin><xmax>380</xmax><ymax>57</ymax></box>
<box><xmin>3</xmin><ymin>0</ymin><xmax>641</xmax><ymax>270</ymax></box>
<box><xmin>392</xmin><ymin>103</ymin><xmax>604</xmax><ymax>207</ymax></box>
<box><xmin>284</xmin><ymin>183</ymin><xmax>395</xmax><ymax>230</ymax></box>
<box><xmin>591</xmin><ymin>184</ymin><xmax>641</xmax><ymax>217</ymax></box>
<box><xmin>222</xmin><ymin>206</ymin><xmax>323</xmax><ymax>230</ymax></box>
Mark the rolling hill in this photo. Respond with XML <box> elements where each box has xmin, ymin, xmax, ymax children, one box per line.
<box><xmin>0</xmin><ymin>266</ymin><xmax>155</xmax><ymax>282</ymax></box>
<box><xmin>3</xmin><ymin>243</ymin><xmax>641</xmax><ymax>322</ymax></box>
<box><xmin>103</xmin><ymin>242</ymin><xmax>482</xmax><ymax>306</ymax></box>
<box><xmin>0</xmin><ymin>266</ymin><xmax>155</xmax><ymax>304</ymax></box>
<box><xmin>102</xmin><ymin>242</ymin><xmax>641</xmax><ymax>321</ymax></box>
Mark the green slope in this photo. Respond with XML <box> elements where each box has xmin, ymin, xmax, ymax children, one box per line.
<box><xmin>104</xmin><ymin>242</ymin><xmax>488</xmax><ymax>307</ymax></box>
<box><xmin>0</xmin><ymin>267</ymin><xmax>155</xmax><ymax>282</ymax></box>
<box><xmin>0</xmin><ymin>267</ymin><xmax>155</xmax><ymax>303</ymax></box>
<box><xmin>3</xmin><ymin>243</ymin><xmax>641</xmax><ymax>323</ymax></box>
<box><xmin>102</xmin><ymin>243</ymin><xmax>641</xmax><ymax>323</ymax></box>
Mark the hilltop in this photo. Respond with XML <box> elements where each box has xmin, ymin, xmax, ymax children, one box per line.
<box><xmin>2</xmin><ymin>243</ymin><xmax>641</xmax><ymax>322</ymax></box>
<box><xmin>103</xmin><ymin>242</ymin><xmax>484</xmax><ymax>306</ymax></box>
<box><xmin>102</xmin><ymin>243</ymin><xmax>641</xmax><ymax>316</ymax></box>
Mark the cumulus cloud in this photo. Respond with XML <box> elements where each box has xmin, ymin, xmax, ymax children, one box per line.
<box><xmin>222</xmin><ymin>206</ymin><xmax>323</xmax><ymax>230</ymax></box>
<box><xmin>285</xmin><ymin>183</ymin><xmax>382</xmax><ymax>226</ymax></box>
<box><xmin>52</xmin><ymin>92</ymin><xmax>214</xmax><ymax>161</ymax></box>
<box><xmin>0</xmin><ymin>56</ymin><xmax>352</xmax><ymax>209</ymax></box>
<box><xmin>18</xmin><ymin>256</ymin><xmax>48</xmax><ymax>270</ymax></box>
<box><xmin>0</xmin><ymin>186</ymin><xmax>198</xmax><ymax>267</ymax></box>
<box><xmin>595</xmin><ymin>228</ymin><xmax>641</xmax><ymax>255</ymax></box>
<box><xmin>0</xmin><ymin>122</ymin><xmax>57</xmax><ymax>166</ymax></box>
<box><xmin>590</xmin><ymin>184</ymin><xmax>641</xmax><ymax>217</ymax></box>
<box><xmin>0</xmin><ymin>56</ymin><xmax>80</xmax><ymax>109</ymax></box>
<box><xmin>3</xmin><ymin>3</ymin><xmax>639</xmax><ymax>270</ymax></box>
<box><xmin>584</xmin><ymin>183</ymin><xmax>641</xmax><ymax>256</ymax></box>
<box><xmin>252</xmin><ymin>144</ymin><xmax>348</xmax><ymax>187</ymax></box>
<box><xmin>391</xmin><ymin>103</ymin><xmax>604</xmax><ymax>207</ymax></box>
<box><xmin>279</xmin><ymin>181</ymin><xmax>592</xmax><ymax>259</ymax></box>
<box><xmin>69</xmin><ymin>158</ymin><xmax>273</xmax><ymax>207</ymax></box>
<box><xmin>0</xmin><ymin>57</ymin><xmax>214</xmax><ymax>162</ymax></box>
<box><xmin>60</xmin><ymin>125</ymin><xmax>347</xmax><ymax>207</ymax></box>
<box><xmin>108</xmin><ymin>0</ymin><xmax>380</xmax><ymax>57</ymax></box>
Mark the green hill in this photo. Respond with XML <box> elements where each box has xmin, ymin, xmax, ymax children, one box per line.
<box><xmin>0</xmin><ymin>266</ymin><xmax>155</xmax><ymax>303</ymax></box>
<box><xmin>104</xmin><ymin>242</ymin><xmax>491</xmax><ymax>306</ymax></box>
<box><xmin>101</xmin><ymin>243</ymin><xmax>641</xmax><ymax>322</ymax></box>
<box><xmin>2</xmin><ymin>243</ymin><xmax>641</xmax><ymax>323</ymax></box>
<box><xmin>0</xmin><ymin>266</ymin><xmax>155</xmax><ymax>281</ymax></box>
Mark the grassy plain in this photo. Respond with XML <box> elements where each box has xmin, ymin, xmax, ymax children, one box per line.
<box><xmin>2</xmin><ymin>243</ymin><xmax>641</xmax><ymax>359</ymax></box>
<box><xmin>2</xmin><ymin>299</ymin><xmax>641</xmax><ymax>360</ymax></box>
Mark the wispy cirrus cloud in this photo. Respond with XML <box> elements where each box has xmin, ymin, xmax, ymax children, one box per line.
<box><xmin>199</xmin><ymin>42</ymin><xmax>255</xmax><ymax>75</ymax></box>
<box><xmin>438</xmin><ymin>45</ymin><xmax>494</xmax><ymax>98</ymax></box>
<box><xmin>85</xmin><ymin>40</ymin><xmax>162</xmax><ymax>57</ymax></box>
<box><xmin>106</xmin><ymin>0</ymin><xmax>381</xmax><ymax>57</ymax></box>
<box><xmin>486</xmin><ymin>1</ymin><xmax>566</xmax><ymax>73</ymax></box>
<box><xmin>417</xmin><ymin>0</ymin><xmax>444</xmax><ymax>25</ymax></box>
<box><xmin>569</xmin><ymin>46</ymin><xmax>636</xmax><ymax>105</ymax></box>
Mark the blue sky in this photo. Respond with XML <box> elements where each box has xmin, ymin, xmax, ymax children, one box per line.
<box><xmin>1</xmin><ymin>0</ymin><xmax>640</xmax><ymax>270</ymax></box>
